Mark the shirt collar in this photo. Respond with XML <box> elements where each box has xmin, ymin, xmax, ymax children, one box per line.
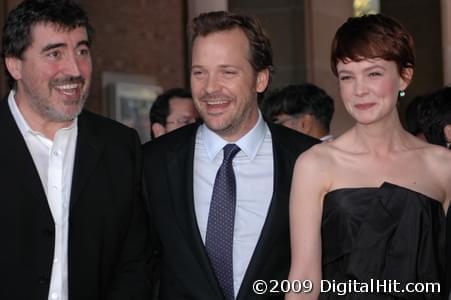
<box><xmin>8</xmin><ymin>90</ymin><xmax>35</xmax><ymax>138</ymax></box>
<box><xmin>200</xmin><ymin>110</ymin><xmax>268</xmax><ymax>162</ymax></box>
<box><xmin>320</xmin><ymin>134</ymin><xmax>334</xmax><ymax>142</ymax></box>
<box><xmin>8</xmin><ymin>90</ymin><xmax>77</xmax><ymax>139</ymax></box>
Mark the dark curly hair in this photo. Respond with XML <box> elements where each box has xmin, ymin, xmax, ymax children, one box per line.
<box><xmin>418</xmin><ymin>87</ymin><xmax>451</xmax><ymax>147</ymax></box>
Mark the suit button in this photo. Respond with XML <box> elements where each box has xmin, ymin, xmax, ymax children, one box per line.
<box><xmin>43</xmin><ymin>228</ymin><xmax>54</xmax><ymax>237</ymax></box>
<box><xmin>38</xmin><ymin>276</ymin><xmax>49</xmax><ymax>284</ymax></box>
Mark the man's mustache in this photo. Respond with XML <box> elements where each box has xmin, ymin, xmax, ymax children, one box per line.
<box><xmin>50</xmin><ymin>76</ymin><xmax>85</xmax><ymax>87</ymax></box>
<box><xmin>199</xmin><ymin>92</ymin><xmax>233</xmax><ymax>102</ymax></box>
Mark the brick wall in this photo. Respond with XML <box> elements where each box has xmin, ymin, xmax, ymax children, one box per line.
<box><xmin>81</xmin><ymin>0</ymin><xmax>188</xmax><ymax>114</ymax></box>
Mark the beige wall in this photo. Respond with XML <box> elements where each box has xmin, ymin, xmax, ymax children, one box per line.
<box><xmin>304</xmin><ymin>0</ymin><xmax>354</xmax><ymax>136</ymax></box>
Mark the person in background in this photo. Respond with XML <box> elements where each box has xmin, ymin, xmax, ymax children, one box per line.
<box><xmin>142</xmin><ymin>11</ymin><xmax>318</xmax><ymax>300</ymax></box>
<box><xmin>149</xmin><ymin>87</ymin><xmax>199</xmax><ymax>139</ymax></box>
<box><xmin>417</xmin><ymin>86</ymin><xmax>451</xmax><ymax>148</ymax></box>
<box><xmin>287</xmin><ymin>13</ymin><xmax>450</xmax><ymax>300</ymax></box>
<box><xmin>416</xmin><ymin>86</ymin><xmax>451</xmax><ymax>299</ymax></box>
<box><xmin>405</xmin><ymin>94</ymin><xmax>427</xmax><ymax>140</ymax></box>
<box><xmin>261</xmin><ymin>83</ymin><xmax>334</xmax><ymax>141</ymax></box>
<box><xmin>0</xmin><ymin>0</ymin><xmax>150</xmax><ymax>299</ymax></box>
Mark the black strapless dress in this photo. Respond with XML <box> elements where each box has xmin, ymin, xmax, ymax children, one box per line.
<box><xmin>320</xmin><ymin>182</ymin><xmax>445</xmax><ymax>299</ymax></box>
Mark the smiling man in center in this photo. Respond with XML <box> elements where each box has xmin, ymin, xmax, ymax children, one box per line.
<box><xmin>143</xmin><ymin>11</ymin><xmax>318</xmax><ymax>300</ymax></box>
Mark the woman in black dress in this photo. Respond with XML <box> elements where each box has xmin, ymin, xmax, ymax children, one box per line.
<box><xmin>287</xmin><ymin>14</ymin><xmax>451</xmax><ymax>300</ymax></box>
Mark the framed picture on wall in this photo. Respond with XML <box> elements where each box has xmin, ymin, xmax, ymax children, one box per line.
<box><xmin>107</xmin><ymin>81</ymin><xmax>162</xmax><ymax>143</ymax></box>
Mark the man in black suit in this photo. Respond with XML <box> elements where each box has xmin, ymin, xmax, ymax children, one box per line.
<box><xmin>143</xmin><ymin>11</ymin><xmax>318</xmax><ymax>300</ymax></box>
<box><xmin>0</xmin><ymin>1</ymin><xmax>150</xmax><ymax>299</ymax></box>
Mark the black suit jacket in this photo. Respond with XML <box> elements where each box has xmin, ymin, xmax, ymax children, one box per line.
<box><xmin>446</xmin><ymin>214</ymin><xmax>451</xmax><ymax>298</ymax></box>
<box><xmin>0</xmin><ymin>99</ymin><xmax>151</xmax><ymax>300</ymax></box>
<box><xmin>143</xmin><ymin>122</ymin><xmax>318</xmax><ymax>299</ymax></box>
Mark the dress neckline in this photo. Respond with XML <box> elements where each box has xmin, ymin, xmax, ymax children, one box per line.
<box><xmin>324</xmin><ymin>181</ymin><xmax>442</xmax><ymax>204</ymax></box>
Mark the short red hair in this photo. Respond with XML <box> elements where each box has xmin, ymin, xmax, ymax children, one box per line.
<box><xmin>331</xmin><ymin>14</ymin><xmax>415</xmax><ymax>80</ymax></box>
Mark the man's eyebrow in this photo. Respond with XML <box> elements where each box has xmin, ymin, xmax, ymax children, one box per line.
<box><xmin>40</xmin><ymin>39</ymin><xmax>90</xmax><ymax>54</ymax></box>
<box><xmin>363</xmin><ymin>65</ymin><xmax>386</xmax><ymax>72</ymax></box>
<box><xmin>77</xmin><ymin>40</ymin><xmax>90</xmax><ymax>48</ymax></box>
<box><xmin>41</xmin><ymin>42</ymin><xmax>66</xmax><ymax>53</ymax></box>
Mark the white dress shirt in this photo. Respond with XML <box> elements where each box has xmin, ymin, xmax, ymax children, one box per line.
<box><xmin>193</xmin><ymin>112</ymin><xmax>274</xmax><ymax>297</ymax></box>
<box><xmin>320</xmin><ymin>134</ymin><xmax>334</xmax><ymax>142</ymax></box>
<box><xmin>8</xmin><ymin>91</ymin><xmax>77</xmax><ymax>300</ymax></box>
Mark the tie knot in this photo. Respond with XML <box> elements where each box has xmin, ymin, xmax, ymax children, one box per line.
<box><xmin>223</xmin><ymin>144</ymin><xmax>240</xmax><ymax>162</ymax></box>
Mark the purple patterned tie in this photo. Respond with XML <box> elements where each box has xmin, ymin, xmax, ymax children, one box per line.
<box><xmin>205</xmin><ymin>144</ymin><xmax>240</xmax><ymax>300</ymax></box>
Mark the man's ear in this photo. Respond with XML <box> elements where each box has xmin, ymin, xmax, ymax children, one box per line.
<box><xmin>297</xmin><ymin>114</ymin><xmax>313</xmax><ymax>134</ymax></box>
<box><xmin>256</xmin><ymin>69</ymin><xmax>269</xmax><ymax>93</ymax></box>
<box><xmin>5</xmin><ymin>57</ymin><xmax>22</xmax><ymax>81</ymax></box>
<box><xmin>151</xmin><ymin>123</ymin><xmax>166</xmax><ymax>138</ymax></box>
<box><xmin>444</xmin><ymin>124</ymin><xmax>451</xmax><ymax>144</ymax></box>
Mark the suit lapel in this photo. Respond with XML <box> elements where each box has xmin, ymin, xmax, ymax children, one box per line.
<box><xmin>237</xmin><ymin>125</ymin><xmax>292</xmax><ymax>299</ymax></box>
<box><xmin>69</xmin><ymin>112</ymin><xmax>104</xmax><ymax>209</ymax></box>
<box><xmin>166</xmin><ymin>125</ymin><xmax>223</xmax><ymax>296</ymax></box>
<box><xmin>0</xmin><ymin>99</ymin><xmax>53</xmax><ymax>221</ymax></box>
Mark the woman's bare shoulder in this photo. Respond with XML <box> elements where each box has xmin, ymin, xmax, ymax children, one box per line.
<box><xmin>293</xmin><ymin>141</ymin><xmax>346</xmax><ymax>191</ymax></box>
<box><xmin>424</xmin><ymin>145</ymin><xmax>451</xmax><ymax>179</ymax></box>
<box><xmin>421</xmin><ymin>143</ymin><xmax>451</xmax><ymax>165</ymax></box>
<box><xmin>296</xmin><ymin>142</ymin><xmax>336</xmax><ymax>167</ymax></box>
<box><xmin>416</xmin><ymin>144</ymin><xmax>451</xmax><ymax>203</ymax></box>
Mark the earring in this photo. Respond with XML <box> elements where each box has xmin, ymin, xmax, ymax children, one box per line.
<box><xmin>399</xmin><ymin>90</ymin><xmax>406</xmax><ymax>97</ymax></box>
<box><xmin>447</xmin><ymin>142</ymin><xmax>451</xmax><ymax>149</ymax></box>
